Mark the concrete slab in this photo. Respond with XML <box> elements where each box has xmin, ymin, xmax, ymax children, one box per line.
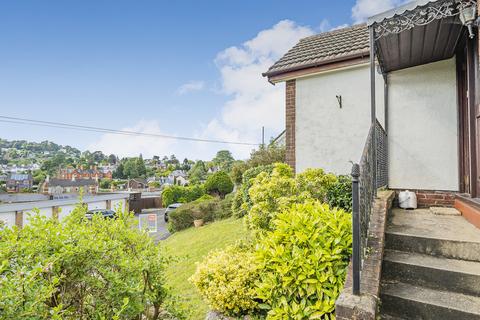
<box><xmin>384</xmin><ymin>249</ymin><xmax>480</xmax><ymax>276</ymax></box>
<box><xmin>381</xmin><ymin>282</ymin><xmax>480</xmax><ymax>319</ymax></box>
<box><xmin>388</xmin><ymin>208</ymin><xmax>480</xmax><ymax>243</ymax></box>
<box><xmin>429</xmin><ymin>206</ymin><xmax>461</xmax><ymax>216</ymax></box>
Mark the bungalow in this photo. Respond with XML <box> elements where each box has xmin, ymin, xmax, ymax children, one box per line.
<box><xmin>265</xmin><ymin>0</ymin><xmax>480</xmax><ymax>319</ymax></box>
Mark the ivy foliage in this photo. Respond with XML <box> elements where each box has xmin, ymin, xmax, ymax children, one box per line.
<box><xmin>0</xmin><ymin>205</ymin><xmax>182</xmax><ymax>320</ymax></box>
<box><xmin>256</xmin><ymin>202</ymin><xmax>352</xmax><ymax>319</ymax></box>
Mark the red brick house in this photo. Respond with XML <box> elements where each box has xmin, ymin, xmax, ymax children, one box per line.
<box><xmin>57</xmin><ymin>167</ymin><xmax>112</xmax><ymax>181</ymax></box>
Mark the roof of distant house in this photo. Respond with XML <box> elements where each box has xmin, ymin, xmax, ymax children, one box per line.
<box><xmin>130</xmin><ymin>178</ymin><xmax>147</xmax><ymax>185</ymax></box>
<box><xmin>48</xmin><ymin>178</ymin><xmax>98</xmax><ymax>187</ymax></box>
<box><xmin>263</xmin><ymin>24</ymin><xmax>369</xmax><ymax>78</ymax></box>
<box><xmin>170</xmin><ymin>170</ymin><xmax>187</xmax><ymax>177</ymax></box>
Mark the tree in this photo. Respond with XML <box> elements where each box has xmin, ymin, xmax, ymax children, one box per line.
<box><xmin>230</xmin><ymin>161</ymin><xmax>249</xmax><ymax>185</ymax></box>
<box><xmin>204</xmin><ymin>171</ymin><xmax>234</xmax><ymax>198</ymax></box>
<box><xmin>247</xmin><ymin>144</ymin><xmax>285</xmax><ymax>168</ymax></box>
<box><xmin>108</xmin><ymin>154</ymin><xmax>117</xmax><ymax>164</ymax></box>
<box><xmin>32</xmin><ymin>170</ymin><xmax>47</xmax><ymax>185</ymax></box>
<box><xmin>212</xmin><ymin>150</ymin><xmax>235</xmax><ymax>172</ymax></box>
<box><xmin>113</xmin><ymin>162</ymin><xmax>125</xmax><ymax>179</ymax></box>
<box><xmin>188</xmin><ymin>160</ymin><xmax>207</xmax><ymax>184</ymax></box>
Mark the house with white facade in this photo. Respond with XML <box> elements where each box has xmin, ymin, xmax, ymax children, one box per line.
<box><xmin>264</xmin><ymin>0</ymin><xmax>480</xmax><ymax>318</ymax></box>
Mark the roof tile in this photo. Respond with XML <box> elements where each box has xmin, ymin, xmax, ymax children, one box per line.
<box><xmin>264</xmin><ymin>24</ymin><xmax>369</xmax><ymax>77</ymax></box>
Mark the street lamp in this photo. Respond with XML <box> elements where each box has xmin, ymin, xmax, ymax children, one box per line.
<box><xmin>458</xmin><ymin>1</ymin><xmax>477</xmax><ymax>38</ymax></box>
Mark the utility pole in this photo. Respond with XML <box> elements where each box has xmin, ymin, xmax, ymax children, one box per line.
<box><xmin>261</xmin><ymin>126</ymin><xmax>265</xmax><ymax>147</ymax></box>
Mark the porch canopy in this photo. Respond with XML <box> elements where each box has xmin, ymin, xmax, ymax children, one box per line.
<box><xmin>367</xmin><ymin>0</ymin><xmax>474</xmax><ymax>72</ymax></box>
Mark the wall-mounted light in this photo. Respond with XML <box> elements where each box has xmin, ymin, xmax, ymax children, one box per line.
<box><xmin>458</xmin><ymin>1</ymin><xmax>477</xmax><ymax>39</ymax></box>
<box><xmin>336</xmin><ymin>95</ymin><xmax>342</xmax><ymax>109</ymax></box>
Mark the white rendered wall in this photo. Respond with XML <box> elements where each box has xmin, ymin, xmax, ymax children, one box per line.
<box><xmin>88</xmin><ymin>201</ymin><xmax>107</xmax><ymax>210</ymax></box>
<box><xmin>111</xmin><ymin>199</ymin><xmax>126</xmax><ymax>212</ymax></box>
<box><xmin>388</xmin><ymin>58</ymin><xmax>458</xmax><ymax>191</ymax></box>
<box><xmin>295</xmin><ymin>64</ymin><xmax>385</xmax><ymax>174</ymax></box>
<box><xmin>58</xmin><ymin>205</ymin><xmax>76</xmax><ymax>220</ymax></box>
<box><xmin>23</xmin><ymin>207</ymin><xmax>52</xmax><ymax>225</ymax></box>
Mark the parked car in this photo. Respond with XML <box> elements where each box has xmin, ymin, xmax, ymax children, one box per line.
<box><xmin>164</xmin><ymin>203</ymin><xmax>182</xmax><ymax>222</ymax></box>
<box><xmin>85</xmin><ymin>209</ymin><xmax>116</xmax><ymax>220</ymax></box>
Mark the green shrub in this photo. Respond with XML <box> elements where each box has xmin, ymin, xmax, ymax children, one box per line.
<box><xmin>213</xmin><ymin>193</ymin><xmax>234</xmax><ymax>220</ymax></box>
<box><xmin>190</xmin><ymin>244</ymin><xmax>259</xmax><ymax>317</ymax></box>
<box><xmin>167</xmin><ymin>203</ymin><xmax>197</xmax><ymax>232</ymax></box>
<box><xmin>204</xmin><ymin>171</ymin><xmax>234</xmax><ymax>198</ymax></box>
<box><xmin>326</xmin><ymin>175</ymin><xmax>352</xmax><ymax>212</ymax></box>
<box><xmin>245</xmin><ymin>164</ymin><xmax>352</xmax><ymax>233</ymax></box>
<box><xmin>246</xmin><ymin>163</ymin><xmax>298</xmax><ymax>232</ymax></box>
<box><xmin>0</xmin><ymin>204</ymin><xmax>182</xmax><ymax>319</ymax></box>
<box><xmin>99</xmin><ymin>178</ymin><xmax>111</xmax><ymax>189</ymax></box>
<box><xmin>167</xmin><ymin>195</ymin><xmax>233</xmax><ymax>233</ymax></box>
<box><xmin>162</xmin><ymin>184</ymin><xmax>205</xmax><ymax>207</ymax></box>
<box><xmin>296</xmin><ymin>168</ymin><xmax>338</xmax><ymax>202</ymax></box>
<box><xmin>232</xmin><ymin>164</ymin><xmax>275</xmax><ymax>218</ymax></box>
<box><xmin>256</xmin><ymin>201</ymin><xmax>352</xmax><ymax>319</ymax></box>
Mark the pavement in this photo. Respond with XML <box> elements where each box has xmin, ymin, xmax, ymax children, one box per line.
<box><xmin>134</xmin><ymin>208</ymin><xmax>170</xmax><ymax>243</ymax></box>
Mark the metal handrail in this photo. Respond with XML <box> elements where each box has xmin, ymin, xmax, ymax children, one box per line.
<box><xmin>351</xmin><ymin>119</ymin><xmax>388</xmax><ymax>295</ymax></box>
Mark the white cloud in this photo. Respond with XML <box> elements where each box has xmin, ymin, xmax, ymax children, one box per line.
<box><xmin>88</xmin><ymin>120</ymin><xmax>176</xmax><ymax>158</ymax></box>
<box><xmin>352</xmin><ymin>0</ymin><xmax>409</xmax><ymax>24</ymax></box>
<box><xmin>176</xmin><ymin>80</ymin><xmax>205</xmax><ymax>95</ymax></box>
<box><xmin>200</xmin><ymin>20</ymin><xmax>314</xmax><ymax>158</ymax></box>
<box><xmin>89</xmin><ymin>20</ymin><xmax>314</xmax><ymax>160</ymax></box>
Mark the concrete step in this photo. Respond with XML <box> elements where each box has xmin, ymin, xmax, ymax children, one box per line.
<box><xmin>380</xmin><ymin>282</ymin><xmax>480</xmax><ymax>320</ymax></box>
<box><xmin>380</xmin><ymin>315</ymin><xmax>406</xmax><ymax>320</ymax></box>
<box><xmin>385</xmin><ymin>209</ymin><xmax>480</xmax><ymax>261</ymax></box>
<box><xmin>383</xmin><ymin>249</ymin><xmax>480</xmax><ymax>296</ymax></box>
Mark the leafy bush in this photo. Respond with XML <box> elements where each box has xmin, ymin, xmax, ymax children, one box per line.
<box><xmin>204</xmin><ymin>171</ymin><xmax>234</xmax><ymax>198</ymax></box>
<box><xmin>296</xmin><ymin>168</ymin><xmax>338</xmax><ymax>202</ymax></box>
<box><xmin>246</xmin><ymin>163</ymin><xmax>298</xmax><ymax>232</ymax></box>
<box><xmin>190</xmin><ymin>244</ymin><xmax>259</xmax><ymax>317</ymax></box>
<box><xmin>149</xmin><ymin>181</ymin><xmax>161</xmax><ymax>188</ymax></box>
<box><xmin>167</xmin><ymin>195</ymin><xmax>233</xmax><ymax>233</ymax></box>
<box><xmin>0</xmin><ymin>205</ymin><xmax>181</xmax><ymax>319</ymax></box>
<box><xmin>256</xmin><ymin>201</ymin><xmax>352</xmax><ymax>319</ymax></box>
<box><xmin>232</xmin><ymin>164</ymin><xmax>275</xmax><ymax>218</ymax></box>
<box><xmin>214</xmin><ymin>193</ymin><xmax>234</xmax><ymax>220</ymax></box>
<box><xmin>246</xmin><ymin>164</ymin><xmax>352</xmax><ymax>233</ymax></box>
<box><xmin>162</xmin><ymin>184</ymin><xmax>205</xmax><ymax>207</ymax></box>
<box><xmin>99</xmin><ymin>178</ymin><xmax>111</xmax><ymax>189</ymax></box>
<box><xmin>326</xmin><ymin>175</ymin><xmax>352</xmax><ymax>212</ymax></box>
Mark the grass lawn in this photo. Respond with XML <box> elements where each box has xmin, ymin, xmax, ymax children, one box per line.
<box><xmin>162</xmin><ymin>218</ymin><xmax>250</xmax><ymax>320</ymax></box>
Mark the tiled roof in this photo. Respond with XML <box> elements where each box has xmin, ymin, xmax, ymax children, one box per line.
<box><xmin>48</xmin><ymin>178</ymin><xmax>98</xmax><ymax>187</ymax></box>
<box><xmin>263</xmin><ymin>24</ymin><xmax>369</xmax><ymax>77</ymax></box>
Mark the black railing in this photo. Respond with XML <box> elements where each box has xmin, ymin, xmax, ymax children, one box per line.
<box><xmin>351</xmin><ymin>119</ymin><xmax>388</xmax><ymax>295</ymax></box>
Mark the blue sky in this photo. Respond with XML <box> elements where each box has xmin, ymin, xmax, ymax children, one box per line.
<box><xmin>0</xmin><ymin>0</ymin><xmax>402</xmax><ymax>160</ymax></box>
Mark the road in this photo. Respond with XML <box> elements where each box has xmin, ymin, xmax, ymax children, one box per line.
<box><xmin>135</xmin><ymin>208</ymin><xmax>170</xmax><ymax>243</ymax></box>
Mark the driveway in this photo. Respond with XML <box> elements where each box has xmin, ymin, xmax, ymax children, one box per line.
<box><xmin>135</xmin><ymin>208</ymin><xmax>170</xmax><ymax>243</ymax></box>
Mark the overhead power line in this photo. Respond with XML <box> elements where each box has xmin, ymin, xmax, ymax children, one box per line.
<box><xmin>0</xmin><ymin>115</ymin><xmax>259</xmax><ymax>146</ymax></box>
